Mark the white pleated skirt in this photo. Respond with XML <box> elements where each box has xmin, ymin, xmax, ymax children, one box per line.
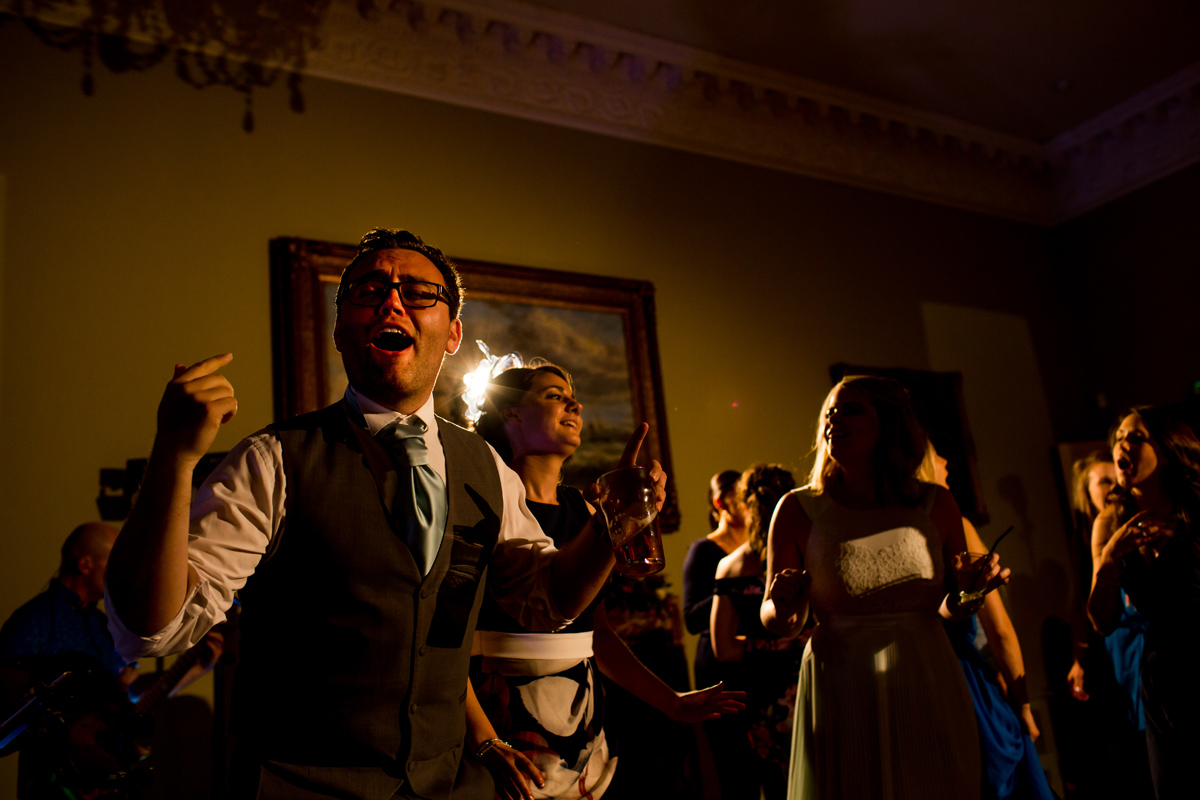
<box><xmin>787</xmin><ymin>612</ymin><xmax>980</xmax><ymax>800</ymax></box>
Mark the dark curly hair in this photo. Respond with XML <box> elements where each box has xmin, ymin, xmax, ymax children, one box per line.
<box><xmin>334</xmin><ymin>228</ymin><xmax>464</xmax><ymax>319</ymax></box>
<box><xmin>474</xmin><ymin>364</ymin><xmax>573</xmax><ymax>465</ymax></box>
<box><xmin>738</xmin><ymin>464</ymin><xmax>796</xmax><ymax>557</ymax></box>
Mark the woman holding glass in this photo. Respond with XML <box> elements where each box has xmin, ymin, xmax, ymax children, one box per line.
<box><xmin>710</xmin><ymin>463</ymin><xmax>804</xmax><ymax>800</ymax></box>
<box><xmin>920</xmin><ymin>444</ymin><xmax>1052</xmax><ymax>800</ymax></box>
<box><xmin>466</xmin><ymin>363</ymin><xmax>744</xmax><ymax>800</ymax></box>
<box><xmin>1088</xmin><ymin>405</ymin><xmax>1200</xmax><ymax>799</ymax></box>
<box><xmin>760</xmin><ymin>375</ymin><xmax>1009</xmax><ymax>800</ymax></box>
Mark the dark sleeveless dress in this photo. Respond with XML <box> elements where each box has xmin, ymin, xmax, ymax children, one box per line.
<box><xmin>471</xmin><ymin>486</ymin><xmax>614</xmax><ymax>799</ymax></box>
<box><xmin>712</xmin><ymin>573</ymin><xmax>806</xmax><ymax>800</ymax></box>
<box><xmin>1119</xmin><ymin>525</ymin><xmax>1200</xmax><ymax>799</ymax></box>
<box><xmin>683</xmin><ymin>537</ymin><xmax>728</xmax><ymax>690</ymax></box>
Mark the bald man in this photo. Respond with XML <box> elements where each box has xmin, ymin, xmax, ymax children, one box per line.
<box><xmin>0</xmin><ymin>523</ymin><xmax>132</xmax><ymax>680</ymax></box>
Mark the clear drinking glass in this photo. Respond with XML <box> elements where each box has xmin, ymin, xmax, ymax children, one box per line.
<box><xmin>595</xmin><ymin>466</ymin><xmax>664</xmax><ymax>578</ymax></box>
<box><xmin>957</xmin><ymin>551</ymin><xmax>993</xmax><ymax>604</ymax></box>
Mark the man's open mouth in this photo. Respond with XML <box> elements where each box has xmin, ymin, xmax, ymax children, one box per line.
<box><xmin>371</xmin><ymin>329</ymin><xmax>414</xmax><ymax>352</ymax></box>
<box><xmin>1117</xmin><ymin>456</ymin><xmax>1133</xmax><ymax>472</ymax></box>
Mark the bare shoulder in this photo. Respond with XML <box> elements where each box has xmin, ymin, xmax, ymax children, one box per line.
<box><xmin>773</xmin><ymin>491</ymin><xmax>811</xmax><ymax>534</ymax></box>
<box><xmin>716</xmin><ymin>542</ymin><xmax>749</xmax><ymax>578</ymax></box>
<box><xmin>770</xmin><ymin>490</ymin><xmax>814</xmax><ymax>558</ymax></box>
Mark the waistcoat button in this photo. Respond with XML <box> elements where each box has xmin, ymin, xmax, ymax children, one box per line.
<box><xmin>419</xmin><ymin>645</ymin><xmax>430</xmax><ymax>656</ymax></box>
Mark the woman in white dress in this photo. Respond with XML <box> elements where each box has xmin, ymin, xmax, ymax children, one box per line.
<box><xmin>760</xmin><ymin>375</ymin><xmax>1011</xmax><ymax>800</ymax></box>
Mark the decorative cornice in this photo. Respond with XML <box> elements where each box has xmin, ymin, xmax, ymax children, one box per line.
<box><xmin>6</xmin><ymin>0</ymin><xmax>1200</xmax><ymax>225</ymax></box>
<box><xmin>1047</xmin><ymin>61</ymin><xmax>1200</xmax><ymax>220</ymax></box>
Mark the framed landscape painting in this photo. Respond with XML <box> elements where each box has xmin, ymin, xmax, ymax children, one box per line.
<box><xmin>269</xmin><ymin>237</ymin><xmax>680</xmax><ymax>531</ymax></box>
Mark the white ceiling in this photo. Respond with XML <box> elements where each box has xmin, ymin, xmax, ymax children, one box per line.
<box><xmin>518</xmin><ymin>0</ymin><xmax>1200</xmax><ymax>142</ymax></box>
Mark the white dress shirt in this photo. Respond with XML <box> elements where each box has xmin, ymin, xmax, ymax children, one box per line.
<box><xmin>108</xmin><ymin>386</ymin><xmax>566</xmax><ymax>659</ymax></box>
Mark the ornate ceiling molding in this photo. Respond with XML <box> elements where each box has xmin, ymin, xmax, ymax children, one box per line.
<box><xmin>1047</xmin><ymin>61</ymin><xmax>1200</xmax><ymax>221</ymax></box>
<box><xmin>7</xmin><ymin>0</ymin><xmax>1200</xmax><ymax>225</ymax></box>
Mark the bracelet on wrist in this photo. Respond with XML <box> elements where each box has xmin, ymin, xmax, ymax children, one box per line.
<box><xmin>950</xmin><ymin>591</ymin><xmax>985</xmax><ymax>614</ymax></box>
<box><xmin>474</xmin><ymin>738</ymin><xmax>507</xmax><ymax>760</ymax></box>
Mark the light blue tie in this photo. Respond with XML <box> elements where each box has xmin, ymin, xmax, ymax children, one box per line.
<box><xmin>374</xmin><ymin>418</ymin><xmax>447</xmax><ymax>576</ymax></box>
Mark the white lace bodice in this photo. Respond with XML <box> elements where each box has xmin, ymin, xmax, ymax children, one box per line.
<box><xmin>794</xmin><ymin>486</ymin><xmax>948</xmax><ymax>619</ymax></box>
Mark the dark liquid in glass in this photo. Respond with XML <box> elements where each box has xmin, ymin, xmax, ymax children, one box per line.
<box><xmin>615</xmin><ymin>528</ymin><xmax>665</xmax><ymax>578</ymax></box>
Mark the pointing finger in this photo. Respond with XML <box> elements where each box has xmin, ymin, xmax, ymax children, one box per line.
<box><xmin>620</xmin><ymin>422</ymin><xmax>650</xmax><ymax>467</ymax></box>
<box><xmin>176</xmin><ymin>353</ymin><xmax>234</xmax><ymax>383</ymax></box>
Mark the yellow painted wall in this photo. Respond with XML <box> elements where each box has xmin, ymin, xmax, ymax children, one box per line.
<box><xmin>0</xmin><ymin>21</ymin><xmax>1092</xmax><ymax>797</ymax></box>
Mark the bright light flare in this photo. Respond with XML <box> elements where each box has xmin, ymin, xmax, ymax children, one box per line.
<box><xmin>461</xmin><ymin>340</ymin><xmax>524</xmax><ymax>425</ymax></box>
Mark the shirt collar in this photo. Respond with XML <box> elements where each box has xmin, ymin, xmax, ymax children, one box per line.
<box><xmin>345</xmin><ymin>385</ymin><xmax>437</xmax><ymax>436</ymax></box>
<box><xmin>49</xmin><ymin>578</ymin><xmax>89</xmax><ymax>609</ymax></box>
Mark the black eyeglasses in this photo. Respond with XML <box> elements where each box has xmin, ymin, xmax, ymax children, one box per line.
<box><xmin>343</xmin><ymin>279</ymin><xmax>450</xmax><ymax>309</ymax></box>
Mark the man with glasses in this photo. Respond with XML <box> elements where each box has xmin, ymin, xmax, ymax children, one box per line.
<box><xmin>105</xmin><ymin>229</ymin><xmax>667</xmax><ymax>800</ymax></box>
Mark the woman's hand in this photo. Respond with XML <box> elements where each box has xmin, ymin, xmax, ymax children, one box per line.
<box><xmin>480</xmin><ymin>741</ymin><xmax>545</xmax><ymax>800</ymax></box>
<box><xmin>951</xmin><ymin>552</ymin><xmax>1011</xmax><ymax>597</ymax></box>
<box><xmin>1067</xmin><ymin>659</ymin><xmax>1088</xmax><ymax>702</ymax></box>
<box><xmin>1097</xmin><ymin>510</ymin><xmax>1170</xmax><ymax>569</ymax></box>
<box><xmin>670</xmin><ymin>681</ymin><xmax>747</xmax><ymax>722</ymax></box>
<box><xmin>1017</xmin><ymin>704</ymin><xmax>1040</xmax><ymax>742</ymax></box>
<box><xmin>767</xmin><ymin>568</ymin><xmax>811</xmax><ymax>621</ymax></box>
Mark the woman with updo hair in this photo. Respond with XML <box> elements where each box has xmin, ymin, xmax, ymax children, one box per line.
<box><xmin>710</xmin><ymin>463</ymin><xmax>803</xmax><ymax>800</ymax></box>
<box><xmin>683</xmin><ymin>470</ymin><xmax>747</xmax><ymax>692</ymax></box>
<box><xmin>1088</xmin><ymin>405</ymin><xmax>1200</xmax><ymax>799</ymax></box>
<box><xmin>465</xmin><ymin>364</ymin><xmax>744</xmax><ymax>800</ymax></box>
<box><xmin>761</xmin><ymin>375</ymin><xmax>1010</xmax><ymax>800</ymax></box>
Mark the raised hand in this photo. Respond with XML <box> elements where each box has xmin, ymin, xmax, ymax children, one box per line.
<box><xmin>480</xmin><ymin>741</ymin><xmax>546</xmax><ymax>800</ymax></box>
<box><xmin>671</xmin><ymin>681</ymin><xmax>747</xmax><ymax>722</ymax></box>
<box><xmin>155</xmin><ymin>353</ymin><xmax>237</xmax><ymax>467</ymax></box>
<box><xmin>768</xmin><ymin>568</ymin><xmax>811</xmax><ymax>621</ymax></box>
<box><xmin>952</xmin><ymin>552</ymin><xmax>1011</xmax><ymax>597</ymax></box>
<box><xmin>617</xmin><ymin>422</ymin><xmax>668</xmax><ymax>512</ymax></box>
<box><xmin>1067</xmin><ymin>659</ymin><xmax>1089</xmax><ymax>702</ymax></box>
<box><xmin>1099</xmin><ymin>510</ymin><xmax>1170</xmax><ymax>566</ymax></box>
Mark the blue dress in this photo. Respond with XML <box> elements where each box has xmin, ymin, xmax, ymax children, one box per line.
<box><xmin>945</xmin><ymin>617</ymin><xmax>1053</xmax><ymax>800</ymax></box>
<box><xmin>1102</xmin><ymin>593</ymin><xmax>1148</xmax><ymax>731</ymax></box>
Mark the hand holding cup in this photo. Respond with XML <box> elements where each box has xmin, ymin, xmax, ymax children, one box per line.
<box><xmin>592</xmin><ymin>423</ymin><xmax>668</xmax><ymax>577</ymax></box>
<box><xmin>954</xmin><ymin>551</ymin><xmax>1011</xmax><ymax>604</ymax></box>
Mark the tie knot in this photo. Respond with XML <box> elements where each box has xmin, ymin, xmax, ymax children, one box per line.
<box><xmin>375</xmin><ymin>418</ymin><xmax>429</xmax><ymax>467</ymax></box>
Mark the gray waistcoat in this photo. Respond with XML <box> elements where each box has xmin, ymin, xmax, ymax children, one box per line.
<box><xmin>232</xmin><ymin>402</ymin><xmax>501</xmax><ymax>800</ymax></box>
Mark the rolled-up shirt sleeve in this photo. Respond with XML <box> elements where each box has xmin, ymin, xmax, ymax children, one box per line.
<box><xmin>107</xmin><ymin>432</ymin><xmax>284</xmax><ymax>660</ymax></box>
<box><xmin>484</xmin><ymin>445</ymin><xmax>570</xmax><ymax>632</ymax></box>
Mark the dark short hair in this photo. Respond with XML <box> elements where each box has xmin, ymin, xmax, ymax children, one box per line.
<box><xmin>475</xmin><ymin>364</ymin><xmax>574</xmax><ymax>465</ymax></box>
<box><xmin>334</xmin><ymin>228</ymin><xmax>464</xmax><ymax>319</ymax></box>
<box><xmin>59</xmin><ymin>523</ymin><xmax>111</xmax><ymax>576</ymax></box>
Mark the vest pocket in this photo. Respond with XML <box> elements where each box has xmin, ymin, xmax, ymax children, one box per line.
<box><xmin>426</xmin><ymin>530</ymin><xmax>491</xmax><ymax>648</ymax></box>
